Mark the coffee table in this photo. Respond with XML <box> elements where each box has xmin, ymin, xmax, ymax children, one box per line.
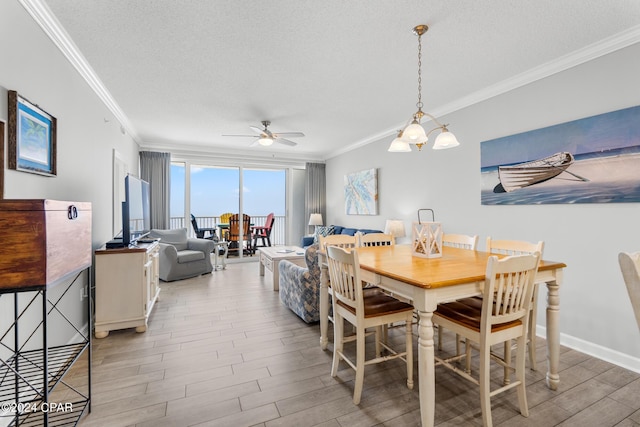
<box><xmin>258</xmin><ymin>246</ymin><xmax>306</xmax><ymax>291</ymax></box>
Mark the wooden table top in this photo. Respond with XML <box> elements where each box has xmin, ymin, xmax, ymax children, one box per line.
<box><xmin>355</xmin><ymin>244</ymin><xmax>566</xmax><ymax>289</ymax></box>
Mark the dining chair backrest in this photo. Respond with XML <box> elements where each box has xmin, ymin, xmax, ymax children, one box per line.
<box><xmin>443</xmin><ymin>233</ymin><xmax>478</xmax><ymax>250</ymax></box>
<box><xmin>357</xmin><ymin>232</ymin><xmax>395</xmax><ymax>247</ymax></box>
<box><xmin>483</xmin><ymin>252</ymin><xmax>541</xmax><ymax>329</ymax></box>
<box><xmin>618</xmin><ymin>251</ymin><xmax>640</xmax><ymax>332</ymax></box>
<box><xmin>326</xmin><ymin>245</ymin><xmax>363</xmax><ymax>314</ymax></box>
<box><xmin>486</xmin><ymin>237</ymin><xmax>544</xmax><ymax>258</ymax></box>
<box><xmin>485</xmin><ymin>236</ymin><xmax>544</xmax><ymax>375</ymax></box>
<box><xmin>318</xmin><ymin>234</ymin><xmax>358</xmax><ymax>252</ymax></box>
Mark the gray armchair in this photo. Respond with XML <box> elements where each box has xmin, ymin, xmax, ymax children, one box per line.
<box><xmin>148</xmin><ymin>228</ymin><xmax>215</xmax><ymax>281</ymax></box>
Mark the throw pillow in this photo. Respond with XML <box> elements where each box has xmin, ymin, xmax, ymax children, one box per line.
<box><xmin>314</xmin><ymin>225</ymin><xmax>335</xmax><ymax>243</ymax></box>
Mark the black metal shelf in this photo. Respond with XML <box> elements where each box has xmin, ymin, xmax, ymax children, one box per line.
<box><xmin>0</xmin><ymin>343</ymin><xmax>89</xmax><ymax>404</ymax></box>
<box><xmin>0</xmin><ymin>269</ymin><xmax>91</xmax><ymax>426</ymax></box>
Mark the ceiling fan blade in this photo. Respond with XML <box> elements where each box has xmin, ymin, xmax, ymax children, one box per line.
<box><xmin>249</xmin><ymin>139</ymin><xmax>260</xmax><ymax>147</ymax></box>
<box><xmin>249</xmin><ymin>126</ymin><xmax>264</xmax><ymax>135</ymax></box>
<box><xmin>273</xmin><ymin>132</ymin><xmax>305</xmax><ymax>138</ymax></box>
<box><xmin>275</xmin><ymin>138</ymin><xmax>298</xmax><ymax>147</ymax></box>
<box><xmin>222</xmin><ymin>134</ymin><xmax>258</xmax><ymax>137</ymax></box>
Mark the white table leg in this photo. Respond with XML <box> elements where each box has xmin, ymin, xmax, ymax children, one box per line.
<box><xmin>546</xmin><ymin>279</ymin><xmax>561</xmax><ymax>390</ymax></box>
<box><xmin>273</xmin><ymin>260</ymin><xmax>280</xmax><ymax>291</ymax></box>
<box><xmin>320</xmin><ymin>259</ymin><xmax>329</xmax><ymax>350</ymax></box>
<box><xmin>417</xmin><ymin>309</ymin><xmax>436</xmax><ymax>427</ymax></box>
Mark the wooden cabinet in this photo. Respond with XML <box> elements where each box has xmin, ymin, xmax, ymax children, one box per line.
<box><xmin>0</xmin><ymin>199</ymin><xmax>92</xmax><ymax>425</ymax></box>
<box><xmin>0</xmin><ymin>199</ymin><xmax>92</xmax><ymax>290</ymax></box>
<box><xmin>94</xmin><ymin>242</ymin><xmax>160</xmax><ymax>338</ymax></box>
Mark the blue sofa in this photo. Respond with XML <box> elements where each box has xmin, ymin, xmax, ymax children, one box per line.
<box><xmin>300</xmin><ymin>225</ymin><xmax>383</xmax><ymax>248</ymax></box>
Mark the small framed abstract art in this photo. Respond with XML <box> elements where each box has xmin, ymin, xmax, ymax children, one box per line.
<box><xmin>344</xmin><ymin>168</ymin><xmax>378</xmax><ymax>215</ymax></box>
<box><xmin>8</xmin><ymin>90</ymin><xmax>57</xmax><ymax>177</ymax></box>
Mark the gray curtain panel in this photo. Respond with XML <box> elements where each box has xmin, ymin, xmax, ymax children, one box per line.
<box><xmin>304</xmin><ymin>162</ymin><xmax>326</xmax><ymax>234</ymax></box>
<box><xmin>140</xmin><ymin>151</ymin><xmax>171</xmax><ymax>229</ymax></box>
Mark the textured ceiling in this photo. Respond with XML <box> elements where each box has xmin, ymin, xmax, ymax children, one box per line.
<box><xmin>42</xmin><ymin>0</ymin><xmax>640</xmax><ymax>161</ymax></box>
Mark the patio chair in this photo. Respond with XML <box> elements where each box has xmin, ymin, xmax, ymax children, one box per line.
<box><xmin>190</xmin><ymin>214</ymin><xmax>218</xmax><ymax>240</ymax></box>
<box><xmin>252</xmin><ymin>212</ymin><xmax>275</xmax><ymax>248</ymax></box>
<box><xmin>228</xmin><ymin>213</ymin><xmax>253</xmax><ymax>256</ymax></box>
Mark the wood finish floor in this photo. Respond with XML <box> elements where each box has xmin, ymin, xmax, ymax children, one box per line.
<box><xmin>67</xmin><ymin>261</ymin><xmax>640</xmax><ymax>427</ymax></box>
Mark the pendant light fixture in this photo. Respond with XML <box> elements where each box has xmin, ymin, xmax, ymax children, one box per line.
<box><xmin>388</xmin><ymin>24</ymin><xmax>460</xmax><ymax>152</ymax></box>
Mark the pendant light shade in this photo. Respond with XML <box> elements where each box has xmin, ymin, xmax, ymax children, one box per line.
<box><xmin>403</xmin><ymin>120</ymin><xmax>427</xmax><ymax>142</ymax></box>
<box><xmin>432</xmin><ymin>130</ymin><xmax>460</xmax><ymax>150</ymax></box>
<box><xmin>388</xmin><ymin>130</ymin><xmax>412</xmax><ymax>152</ymax></box>
<box><xmin>388</xmin><ymin>137</ymin><xmax>412</xmax><ymax>152</ymax></box>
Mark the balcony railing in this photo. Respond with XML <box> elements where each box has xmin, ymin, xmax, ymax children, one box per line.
<box><xmin>171</xmin><ymin>215</ymin><xmax>286</xmax><ymax>246</ymax></box>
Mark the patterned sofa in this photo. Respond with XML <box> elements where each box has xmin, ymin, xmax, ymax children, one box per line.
<box><xmin>278</xmin><ymin>244</ymin><xmax>324</xmax><ymax>323</ymax></box>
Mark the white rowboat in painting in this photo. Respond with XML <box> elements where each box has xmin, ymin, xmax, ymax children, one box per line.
<box><xmin>498</xmin><ymin>152</ymin><xmax>575</xmax><ymax>192</ymax></box>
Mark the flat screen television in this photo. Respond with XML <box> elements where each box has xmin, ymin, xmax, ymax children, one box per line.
<box><xmin>122</xmin><ymin>175</ymin><xmax>151</xmax><ymax>246</ymax></box>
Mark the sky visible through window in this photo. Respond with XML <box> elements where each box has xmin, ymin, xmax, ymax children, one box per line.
<box><xmin>170</xmin><ymin>164</ymin><xmax>285</xmax><ymax>218</ymax></box>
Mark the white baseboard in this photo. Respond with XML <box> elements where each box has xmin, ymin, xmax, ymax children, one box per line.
<box><xmin>537</xmin><ymin>325</ymin><xmax>640</xmax><ymax>374</ymax></box>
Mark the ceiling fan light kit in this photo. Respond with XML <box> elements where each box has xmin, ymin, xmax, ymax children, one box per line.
<box><xmin>258</xmin><ymin>136</ymin><xmax>274</xmax><ymax>146</ymax></box>
<box><xmin>389</xmin><ymin>24</ymin><xmax>460</xmax><ymax>153</ymax></box>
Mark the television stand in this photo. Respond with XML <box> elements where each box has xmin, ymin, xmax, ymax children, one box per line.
<box><xmin>94</xmin><ymin>242</ymin><xmax>160</xmax><ymax>338</ymax></box>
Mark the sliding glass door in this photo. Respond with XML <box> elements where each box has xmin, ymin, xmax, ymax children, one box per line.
<box><xmin>243</xmin><ymin>168</ymin><xmax>285</xmax><ymax>247</ymax></box>
<box><xmin>170</xmin><ymin>161</ymin><xmax>286</xmax><ymax>258</ymax></box>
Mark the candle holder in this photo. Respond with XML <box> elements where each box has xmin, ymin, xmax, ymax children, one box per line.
<box><xmin>411</xmin><ymin>209</ymin><xmax>442</xmax><ymax>258</ymax></box>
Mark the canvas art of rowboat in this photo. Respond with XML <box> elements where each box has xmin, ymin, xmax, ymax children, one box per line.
<box><xmin>498</xmin><ymin>152</ymin><xmax>575</xmax><ymax>192</ymax></box>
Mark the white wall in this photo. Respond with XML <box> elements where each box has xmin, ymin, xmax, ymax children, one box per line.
<box><xmin>326</xmin><ymin>43</ymin><xmax>640</xmax><ymax>371</ymax></box>
<box><xmin>1</xmin><ymin>0</ymin><xmax>140</xmax><ymax>248</ymax></box>
<box><xmin>0</xmin><ymin>0</ymin><xmax>140</xmax><ymax>351</ymax></box>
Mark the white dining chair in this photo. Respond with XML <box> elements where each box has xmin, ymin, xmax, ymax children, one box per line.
<box><xmin>318</xmin><ymin>234</ymin><xmax>358</xmax><ymax>252</ymax></box>
<box><xmin>433</xmin><ymin>252</ymin><xmax>540</xmax><ymax>427</ymax></box>
<box><xmin>619</xmin><ymin>251</ymin><xmax>640</xmax><ymax>332</ymax></box>
<box><xmin>439</xmin><ymin>233</ymin><xmax>479</xmax><ymax>352</ymax></box>
<box><xmin>326</xmin><ymin>245</ymin><xmax>414</xmax><ymax>405</ymax></box>
<box><xmin>442</xmin><ymin>233</ymin><xmax>479</xmax><ymax>250</ymax></box>
<box><xmin>318</xmin><ymin>234</ymin><xmax>369</xmax><ymax>329</ymax></box>
<box><xmin>357</xmin><ymin>232</ymin><xmax>395</xmax><ymax>247</ymax></box>
<box><xmin>485</xmin><ymin>237</ymin><xmax>544</xmax><ymax>373</ymax></box>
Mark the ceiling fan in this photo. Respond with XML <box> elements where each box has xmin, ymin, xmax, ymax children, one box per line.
<box><xmin>223</xmin><ymin>120</ymin><xmax>304</xmax><ymax>147</ymax></box>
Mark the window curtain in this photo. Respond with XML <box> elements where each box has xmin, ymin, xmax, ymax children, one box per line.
<box><xmin>304</xmin><ymin>162</ymin><xmax>326</xmax><ymax>234</ymax></box>
<box><xmin>139</xmin><ymin>151</ymin><xmax>170</xmax><ymax>229</ymax></box>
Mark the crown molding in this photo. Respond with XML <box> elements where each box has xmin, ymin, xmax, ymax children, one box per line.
<box><xmin>329</xmin><ymin>25</ymin><xmax>640</xmax><ymax>160</ymax></box>
<box><xmin>19</xmin><ymin>0</ymin><xmax>141</xmax><ymax>143</ymax></box>
<box><xmin>21</xmin><ymin>0</ymin><xmax>640</xmax><ymax>160</ymax></box>
<box><xmin>140</xmin><ymin>140</ymin><xmax>322</xmax><ymax>169</ymax></box>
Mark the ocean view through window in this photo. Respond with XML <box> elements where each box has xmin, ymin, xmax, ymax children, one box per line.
<box><xmin>170</xmin><ymin>162</ymin><xmax>286</xmax><ymax>245</ymax></box>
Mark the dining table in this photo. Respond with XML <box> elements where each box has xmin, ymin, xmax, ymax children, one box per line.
<box><xmin>318</xmin><ymin>244</ymin><xmax>566</xmax><ymax>427</ymax></box>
